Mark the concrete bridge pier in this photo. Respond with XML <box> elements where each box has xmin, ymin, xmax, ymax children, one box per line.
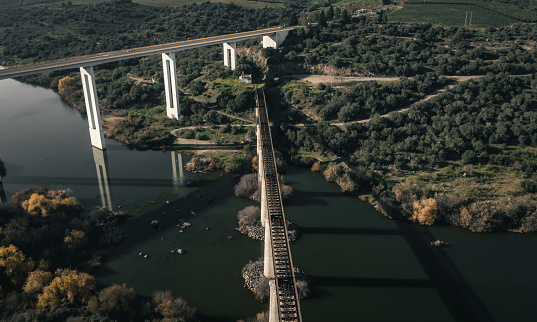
<box><xmin>223</xmin><ymin>42</ymin><xmax>237</xmax><ymax>70</ymax></box>
<box><xmin>171</xmin><ymin>151</ymin><xmax>185</xmax><ymax>186</ymax></box>
<box><xmin>162</xmin><ymin>53</ymin><xmax>180</xmax><ymax>120</ymax></box>
<box><xmin>269</xmin><ymin>280</ymin><xmax>279</xmax><ymax>322</ymax></box>
<box><xmin>263</xmin><ymin>30</ymin><xmax>290</xmax><ymax>49</ymax></box>
<box><xmin>80</xmin><ymin>66</ymin><xmax>106</xmax><ymax>150</ymax></box>
<box><xmin>92</xmin><ymin>146</ymin><xmax>113</xmax><ymax>210</ymax></box>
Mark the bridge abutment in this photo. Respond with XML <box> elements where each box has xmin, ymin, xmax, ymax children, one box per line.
<box><xmin>80</xmin><ymin>66</ymin><xmax>106</xmax><ymax>150</ymax></box>
<box><xmin>223</xmin><ymin>42</ymin><xmax>237</xmax><ymax>70</ymax></box>
<box><xmin>92</xmin><ymin>147</ymin><xmax>113</xmax><ymax>210</ymax></box>
<box><xmin>161</xmin><ymin>53</ymin><xmax>180</xmax><ymax>119</ymax></box>
<box><xmin>263</xmin><ymin>31</ymin><xmax>289</xmax><ymax>49</ymax></box>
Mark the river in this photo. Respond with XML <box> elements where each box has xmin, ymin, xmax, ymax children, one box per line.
<box><xmin>0</xmin><ymin>78</ymin><xmax>536</xmax><ymax>321</ymax></box>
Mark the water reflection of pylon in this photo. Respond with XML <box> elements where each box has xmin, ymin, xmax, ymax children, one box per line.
<box><xmin>0</xmin><ymin>179</ymin><xmax>7</xmax><ymax>205</ymax></box>
<box><xmin>171</xmin><ymin>151</ymin><xmax>185</xmax><ymax>187</ymax></box>
<box><xmin>92</xmin><ymin>147</ymin><xmax>113</xmax><ymax>210</ymax></box>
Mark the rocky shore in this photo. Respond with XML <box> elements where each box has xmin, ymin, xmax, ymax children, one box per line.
<box><xmin>240</xmin><ymin>220</ymin><xmax>299</xmax><ymax>242</ymax></box>
<box><xmin>242</xmin><ymin>260</ymin><xmax>310</xmax><ymax>302</ymax></box>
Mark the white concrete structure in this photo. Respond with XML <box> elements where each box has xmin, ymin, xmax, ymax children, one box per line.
<box><xmin>162</xmin><ymin>53</ymin><xmax>180</xmax><ymax>119</ymax></box>
<box><xmin>263</xmin><ymin>30</ymin><xmax>290</xmax><ymax>49</ymax></box>
<box><xmin>269</xmin><ymin>280</ymin><xmax>279</xmax><ymax>322</ymax></box>
<box><xmin>171</xmin><ymin>151</ymin><xmax>185</xmax><ymax>186</ymax></box>
<box><xmin>223</xmin><ymin>42</ymin><xmax>237</xmax><ymax>70</ymax></box>
<box><xmin>80</xmin><ymin>66</ymin><xmax>106</xmax><ymax>150</ymax></box>
<box><xmin>92</xmin><ymin>147</ymin><xmax>113</xmax><ymax>210</ymax></box>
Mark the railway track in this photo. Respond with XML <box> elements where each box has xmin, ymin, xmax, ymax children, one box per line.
<box><xmin>256</xmin><ymin>89</ymin><xmax>302</xmax><ymax>322</ymax></box>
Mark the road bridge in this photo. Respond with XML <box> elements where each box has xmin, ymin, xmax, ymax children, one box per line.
<box><xmin>256</xmin><ymin>89</ymin><xmax>302</xmax><ymax>322</ymax></box>
<box><xmin>0</xmin><ymin>26</ymin><xmax>294</xmax><ymax>149</ymax></box>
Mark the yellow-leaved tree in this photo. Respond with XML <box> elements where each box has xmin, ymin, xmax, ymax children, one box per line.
<box><xmin>21</xmin><ymin>189</ymin><xmax>81</xmax><ymax>217</ymax></box>
<box><xmin>58</xmin><ymin>76</ymin><xmax>77</xmax><ymax>99</ymax></box>
<box><xmin>63</xmin><ymin>229</ymin><xmax>88</xmax><ymax>251</ymax></box>
<box><xmin>411</xmin><ymin>198</ymin><xmax>439</xmax><ymax>225</ymax></box>
<box><xmin>0</xmin><ymin>244</ymin><xmax>34</xmax><ymax>286</ymax></box>
<box><xmin>22</xmin><ymin>193</ymin><xmax>52</xmax><ymax>216</ymax></box>
<box><xmin>38</xmin><ymin>268</ymin><xmax>95</xmax><ymax>307</ymax></box>
<box><xmin>23</xmin><ymin>270</ymin><xmax>53</xmax><ymax>295</ymax></box>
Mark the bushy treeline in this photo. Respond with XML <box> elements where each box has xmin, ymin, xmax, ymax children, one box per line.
<box><xmin>281</xmin><ymin>74</ymin><xmax>537</xmax><ymax>170</ymax></box>
<box><xmin>0</xmin><ymin>186</ymin><xmax>196</xmax><ymax>321</ymax></box>
<box><xmin>283</xmin><ymin>73</ymin><xmax>449</xmax><ymax>122</ymax></box>
<box><xmin>268</xmin><ymin>20</ymin><xmax>537</xmax><ymax>77</ymax></box>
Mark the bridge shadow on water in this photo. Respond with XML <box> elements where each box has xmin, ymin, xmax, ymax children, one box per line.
<box><xmin>285</xmin><ymin>188</ymin><xmax>346</xmax><ymax>207</ymax></box>
<box><xmin>299</xmin><ymin>226</ymin><xmax>401</xmax><ymax>235</ymax></box>
<box><xmin>302</xmin><ymin>219</ymin><xmax>495</xmax><ymax>322</ymax></box>
<box><xmin>6</xmin><ymin>175</ymin><xmax>177</xmax><ymax>187</ymax></box>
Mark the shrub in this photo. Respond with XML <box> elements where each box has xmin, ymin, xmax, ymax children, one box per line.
<box><xmin>237</xmin><ymin>206</ymin><xmax>261</xmax><ymax>233</ymax></box>
<box><xmin>411</xmin><ymin>198</ymin><xmax>439</xmax><ymax>225</ymax></box>
<box><xmin>234</xmin><ymin>173</ymin><xmax>259</xmax><ymax>199</ymax></box>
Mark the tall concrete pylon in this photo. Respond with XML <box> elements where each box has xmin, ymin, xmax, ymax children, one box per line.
<box><xmin>171</xmin><ymin>151</ymin><xmax>185</xmax><ymax>187</ymax></box>
<box><xmin>92</xmin><ymin>146</ymin><xmax>113</xmax><ymax>210</ymax></box>
<box><xmin>162</xmin><ymin>53</ymin><xmax>180</xmax><ymax>120</ymax></box>
<box><xmin>263</xmin><ymin>30</ymin><xmax>290</xmax><ymax>49</ymax></box>
<box><xmin>80</xmin><ymin>66</ymin><xmax>106</xmax><ymax>150</ymax></box>
<box><xmin>223</xmin><ymin>42</ymin><xmax>237</xmax><ymax>70</ymax></box>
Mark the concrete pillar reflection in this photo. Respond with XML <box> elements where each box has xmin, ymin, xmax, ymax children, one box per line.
<box><xmin>92</xmin><ymin>146</ymin><xmax>113</xmax><ymax>210</ymax></box>
<box><xmin>0</xmin><ymin>179</ymin><xmax>6</xmax><ymax>205</ymax></box>
<box><xmin>162</xmin><ymin>52</ymin><xmax>180</xmax><ymax>120</ymax></box>
<box><xmin>223</xmin><ymin>42</ymin><xmax>237</xmax><ymax>70</ymax></box>
<box><xmin>80</xmin><ymin>66</ymin><xmax>106</xmax><ymax>150</ymax></box>
<box><xmin>171</xmin><ymin>151</ymin><xmax>185</xmax><ymax>186</ymax></box>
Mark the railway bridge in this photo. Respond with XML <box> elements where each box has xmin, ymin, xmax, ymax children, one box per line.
<box><xmin>256</xmin><ymin>89</ymin><xmax>302</xmax><ymax>322</ymax></box>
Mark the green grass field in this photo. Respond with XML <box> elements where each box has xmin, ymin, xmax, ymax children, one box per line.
<box><xmin>389</xmin><ymin>3</ymin><xmax>518</xmax><ymax>27</ymax></box>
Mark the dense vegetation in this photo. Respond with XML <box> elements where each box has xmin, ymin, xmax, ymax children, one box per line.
<box><xmin>0</xmin><ymin>186</ymin><xmax>196</xmax><ymax>321</ymax></box>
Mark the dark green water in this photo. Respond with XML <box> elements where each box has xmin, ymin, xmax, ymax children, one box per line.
<box><xmin>1</xmin><ymin>78</ymin><xmax>536</xmax><ymax>321</ymax></box>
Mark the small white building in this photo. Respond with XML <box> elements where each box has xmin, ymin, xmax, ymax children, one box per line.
<box><xmin>239</xmin><ymin>72</ymin><xmax>252</xmax><ymax>84</ymax></box>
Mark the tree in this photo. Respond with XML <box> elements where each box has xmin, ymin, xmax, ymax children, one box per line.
<box><xmin>237</xmin><ymin>206</ymin><xmax>261</xmax><ymax>233</ymax></box>
<box><xmin>318</xmin><ymin>10</ymin><xmax>327</xmax><ymax>27</ymax></box>
<box><xmin>341</xmin><ymin>9</ymin><xmax>350</xmax><ymax>24</ymax></box>
<box><xmin>288</xmin><ymin>12</ymin><xmax>297</xmax><ymax>26</ymax></box>
<box><xmin>0</xmin><ymin>245</ymin><xmax>34</xmax><ymax>286</ymax></box>
<box><xmin>88</xmin><ymin>283</ymin><xmax>136</xmax><ymax>318</ymax></box>
<box><xmin>326</xmin><ymin>5</ymin><xmax>334</xmax><ymax>20</ymax></box>
<box><xmin>152</xmin><ymin>290</ymin><xmax>196</xmax><ymax>321</ymax></box>
<box><xmin>38</xmin><ymin>269</ymin><xmax>95</xmax><ymax>307</ymax></box>
<box><xmin>323</xmin><ymin>165</ymin><xmax>340</xmax><ymax>182</ymax></box>
<box><xmin>23</xmin><ymin>270</ymin><xmax>53</xmax><ymax>295</ymax></box>
<box><xmin>234</xmin><ymin>173</ymin><xmax>259</xmax><ymax>199</ymax></box>
<box><xmin>22</xmin><ymin>193</ymin><xmax>52</xmax><ymax>216</ymax></box>
<box><xmin>64</xmin><ymin>229</ymin><xmax>89</xmax><ymax>252</ymax></box>
<box><xmin>58</xmin><ymin>76</ymin><xmax>77</xmax><ymax>101</ymax></box>
<box><xmin>411</xmin><ymin>198</ymin><xmax>439</xmax><ymax>225</ymax></box>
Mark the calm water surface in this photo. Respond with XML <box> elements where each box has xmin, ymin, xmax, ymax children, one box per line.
<box><xmin>1</xmin><ymin>78</ymin><xmax>536</xmax><ymax>321</ymax></box>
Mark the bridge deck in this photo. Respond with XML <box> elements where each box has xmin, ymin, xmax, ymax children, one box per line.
<box><xmin>0</xmin><ymin>26</ymin><xmax>295</xmax><ymax>80</ymax></box>
<box><xmin>257</xmin><ymin>90</ymin><xmax>302</xmax><ymax>322</ymax></box>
